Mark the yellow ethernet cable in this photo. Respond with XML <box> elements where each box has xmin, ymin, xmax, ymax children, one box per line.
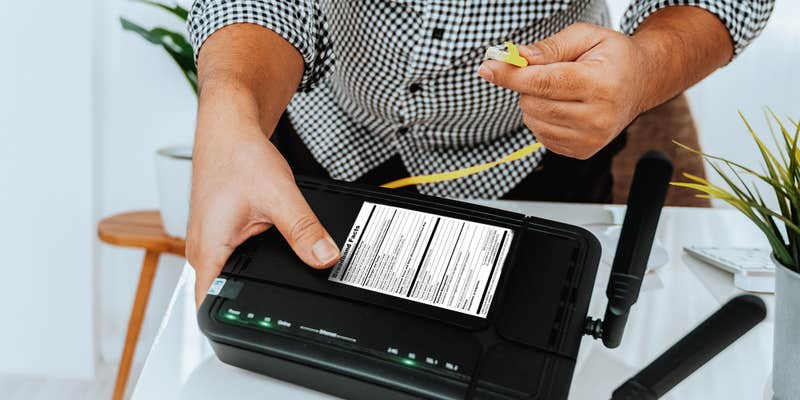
<box><xmin>381</xmin><ymin>143</ymin><xmax>542</xmax><ymax>189</ymax></box>
<box><xmin>380</xmin><ymin>42</ymin><xmax>538</xmax><ymax>189</ymax></box>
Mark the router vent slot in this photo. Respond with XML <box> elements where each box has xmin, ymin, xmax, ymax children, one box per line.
<box><xmin>546</xmin><ymin>247</ymin><xmax>580</xmax><ymax>348</ymax></box>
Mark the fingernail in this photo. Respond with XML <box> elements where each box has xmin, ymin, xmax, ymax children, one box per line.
<box><xmin>478</xmin><ymin>64</ymin><xmax>494</xmax><ymax>82</ymax></box>
<box><xmin>312</xmin><ymin>237</ymin><xmax>339</xmax><ymax>265</ymax></box>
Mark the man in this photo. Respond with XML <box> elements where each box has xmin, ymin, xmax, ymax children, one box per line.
<box><xmin>186</xmin><ymin>0</ymin><xmax>773</xmax><ymax>302</ymax></box>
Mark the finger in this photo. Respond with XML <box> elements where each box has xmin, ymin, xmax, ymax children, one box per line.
<box><xmin>187</xmin><ymin>205</ymin><xmax>239</xmax><ymax>307</ymax></box>
<box><xmin>480</xmin><ymin>61</ymin><xmax>591</xmax><ymax>100</ymax></box>
<box><xmin>192</xmin><ymin>242</ymin><xmax>234</xmax><ymax>307</ymax></box>
<box><xmin>519</xmin><ymin>95</ymin><xmax>589</xmax><ymax>127</ymax></box>
<box><xmin>189</xmin><ymin>218</ymin><xmax>237</xmax><ymax>307</ymax></box>
<box><xmin>269</xmin><ymin>181</ymin><xmax>340</xmax><ymax>269</ymax></box>
<box><xmin>187</xmin><ymin>198</ymin><xmax>270</xmax><ymax>307</ymax></box>
<box><xmin>522</xmin><ymin>114</ymin><xmax>593</xmax><ymax>159</ymax></box>
<box><xmin>518</xmin><ymin>22</ymin><xmax>605</xmax><ymax>64</ymax></box>
<box><xmin>190</xmin><ymin>226</ymin><xmax>273</xmax><ymax>307</ymax></box>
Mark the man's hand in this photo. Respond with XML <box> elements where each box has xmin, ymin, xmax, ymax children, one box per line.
<box><xmin>478</xmin><ymin>7</ymin><xmax>733</xmax><ymax>160</ymax></box>
<box><xmin>187</xmin><ymin>24</ymin><xmax>340</xmax><ymax>306</ymax></box>
<box><xmin>480</xmin><ymin>23</ymin><xmax>647</xmax><ymax>159</ymax></box>
<box><xmin>188</xmin><ymin>119</ymin><xmax>340</xmax><ymax>306</ymax></box>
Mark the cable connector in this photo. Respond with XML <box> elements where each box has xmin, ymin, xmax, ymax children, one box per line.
<box><xmin>584</xmin><ymin>317</ymin><xmax>603</xmax><ymax>339</ymax></box>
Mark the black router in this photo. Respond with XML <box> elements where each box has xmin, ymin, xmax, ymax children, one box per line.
<box><xmin>198</xmin><ymin>151</ymin><xmax>766</xmax><ymax>399</ymax></box>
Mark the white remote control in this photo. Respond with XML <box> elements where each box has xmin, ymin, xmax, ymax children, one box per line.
<box><xmin>684</xmin><ymin>246</ymin><xmax>774</xmax><ymax>293</ymax></box>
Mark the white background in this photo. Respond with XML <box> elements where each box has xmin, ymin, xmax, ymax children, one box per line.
<box><xmin>0</xmin><ymin>0</ymin><xmax>96</xmax><ymax>378</ymax></box>
<box><xmin>0</xmin><ymin>0</ymin><xmax>196</xmax><ymax>381</ymax></box>
<box><xmin>0</xmin><ymin>0</ymin><xmax>798</xmax><ymax>390</ymax></box>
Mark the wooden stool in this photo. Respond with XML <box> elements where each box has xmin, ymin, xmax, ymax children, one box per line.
<box><xmin>98</xmin><ymin>211</ymin><xmax>186</xmax><ymax>400</ymax></box>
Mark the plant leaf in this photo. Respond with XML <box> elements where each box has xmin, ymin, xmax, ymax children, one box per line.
<box><xmin>132</xmin><ymin>0</ymin><xmax>189</xmax><ymax>21</ymax></box>
<box><xmin>119</xmin><ymin>18</ymin><xmax>197</xmax><ymax>94</ymax></box>
<box><xmin>673</xmin><ymin>112</ymin><xmax>800</xmax><ymax>270</ymax></box>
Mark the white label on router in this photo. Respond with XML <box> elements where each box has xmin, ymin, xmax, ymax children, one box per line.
<box><xmin>207</xmin><ymin>278</ymin><xmax>226</xmax><ymax>295</ymax></box>
<box><xmin>329</xmin><ymin>202</ymin><xmax>513</xmax><ymax>318</ymax></box>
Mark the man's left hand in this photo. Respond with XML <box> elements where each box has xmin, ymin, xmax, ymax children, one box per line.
<box><xmin>478</xmin><ymin>22</ymin><xmax>652</xmax><ymax>160</ymax></box>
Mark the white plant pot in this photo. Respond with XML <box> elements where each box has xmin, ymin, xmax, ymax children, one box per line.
<box><xmin>155</xmin><ymin>145</ymin><xmax>193</xmax><ymax>238</ymax></box>
<box><xmin>772</xmin><ymin>255</ymin><xmax>800</xmax><ymax>400</ymax></box>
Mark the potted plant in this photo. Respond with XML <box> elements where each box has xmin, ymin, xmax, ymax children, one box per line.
<box><xmin>673</xmin><ymin>111</ymin><xmax>800</xmax><ymax>399</ymax></box>
<box><xmin>121</xmin><ymin>1</ymin><xmax>197</xmax><ymax>237</ymax></box>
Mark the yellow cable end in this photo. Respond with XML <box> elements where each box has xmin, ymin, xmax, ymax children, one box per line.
<box><xmin>501</xmin><ymin>42</ymin><xmax>528</xmax><ymax>68</ymax></box>
<box><xmin>484</xmin><ymin>41</ymin><xmax>529</xmax><ymax>68</ymax></box>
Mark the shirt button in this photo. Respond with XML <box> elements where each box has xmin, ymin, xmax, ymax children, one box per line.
<box><xmin>408</xmin><ymin>83</ymin><xmax>422</xmax><ymax>93</ymax></box>
<box><xmin>397</xmin><ymin>127</ymin><xmax>409</xmax><ymax>135</ymax></box>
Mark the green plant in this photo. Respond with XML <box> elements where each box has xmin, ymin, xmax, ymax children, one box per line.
<box><xmin>673</xmin><ymin>111</ymin><xmax>800</xmax><ymax>273</ymax></box>
<box><xmin>120</xmin><ymin>1</ymin><xmax>197</xmax><ymax>95</ymax></box>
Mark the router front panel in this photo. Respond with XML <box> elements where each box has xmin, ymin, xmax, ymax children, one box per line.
<box><xmin>211</xmin><ymin>279</ymin><xmax>482</xmax><ymax>378</ymax></box>
<box><xmin>199</xmin><ymin>178</ymin><xmax>601</xmax><ymax>399</ymax></box>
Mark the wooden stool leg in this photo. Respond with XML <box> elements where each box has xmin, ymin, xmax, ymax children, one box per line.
<box><xmin>112</xmin><ymin>250</ymin><xmax>160</xmax><ymax>400</ymax></box>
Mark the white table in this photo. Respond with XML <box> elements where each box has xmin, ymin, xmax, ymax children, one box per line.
<box><xmin>132</xmin><ymin>201</ymin><xmax>775</xmax><ymax>400</ymax></box>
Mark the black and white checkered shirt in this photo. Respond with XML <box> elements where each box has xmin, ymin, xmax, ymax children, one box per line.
<box><xmin>188</xmin><ymin>0</ymin><xmax>773</xmax><ymax>198</ymax></box>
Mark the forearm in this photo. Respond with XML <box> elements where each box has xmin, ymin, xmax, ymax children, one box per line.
<box><xmin>187</xmin><ymin>22</ymin><xmax>339</xmax><ymax>304</ymax></box>
<box><xmin>631</xmin><ymin>6</ymin><xmax>734</xmax><ymax>113</ymax></box>
<box><xmin>195</xmin><ymin>23</ymin><xmax>304</xmax><ymax>149</ymax></box>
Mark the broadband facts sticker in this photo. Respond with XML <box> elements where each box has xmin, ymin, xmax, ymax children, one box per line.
<box><xmin>329</xmin><ymin>202</ymin><xmax>513</xmax><ymax>318</ymax></box>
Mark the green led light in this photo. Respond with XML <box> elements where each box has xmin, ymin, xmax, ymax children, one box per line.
<box><xmin>258</xmin><ymin>321</ymin><xmax>273</xmax><ymax>328</ymax></box>
<box><xmin>401</xmin><ymin>359</ymin><xmax>416</xmax><ymax>366</ymax></box>
<box><xmin>224</xmin><ymin>313</ymin><xmax>238</xmax><ymax>320</ymax></box>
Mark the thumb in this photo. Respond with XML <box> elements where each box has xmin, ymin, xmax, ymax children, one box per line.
<box><xmin>270</xmin><ymin>183</ymin><xmax>340</xmax><ymax>269</ymax></box>
<box><xmin>519</xmin><ymin>22</ymin><xmax>604</xmax><ymax>64</ymax></box>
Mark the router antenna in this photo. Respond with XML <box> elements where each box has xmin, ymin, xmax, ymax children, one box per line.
<box><xmin>585</xmin><ymin>150</ymin><xmax>673</xmax><ymax>348</ymax></box>
<box><xmin>611</xmin><ymin>295</ymin><xmax>766</xmax><ymax>399</ymax></box>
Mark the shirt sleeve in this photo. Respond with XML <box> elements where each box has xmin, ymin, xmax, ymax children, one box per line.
<box><xmin>620</xmin><ymin>0</ymin><xmax>775</xmax><ymax>57</ymax></box>
<box><xmin>187</xmin><ymin>0</ymin><xmax>328</xmax><ymax>91</ymax></box>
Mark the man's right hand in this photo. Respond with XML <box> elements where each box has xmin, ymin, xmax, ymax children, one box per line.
<box><xmin>186</xmin><ymin>24</ymin><xmax>339</xmax><ymax>306</ymax></box>
<box><xmin>187</xmin><ymin>121</ymin><xmax>340</xmax><ymax>306</ymax></box>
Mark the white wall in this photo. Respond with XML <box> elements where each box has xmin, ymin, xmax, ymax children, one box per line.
<box><xmin>606</xmin><ymin>0</ymin><xmax>800</xmax><ymax>207</ymax></box>
<box><xmin>1</xmin><ymin>0</ymin><xmax>198</xmax><ymax>382</ymax></box>
<box><xmin>0</xmin><ymin>0</ymin><xmax>96</xmax><ymax>379</ymax></box>
<box><xmin>94</xmin><ymin>0</ymin><xmax>196</xmax><ymax>369</ymax></box>
<box><xmin>687</xmin><ymin>0</ymin><xmax>800</xmax><ymax>208</ymax></box>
